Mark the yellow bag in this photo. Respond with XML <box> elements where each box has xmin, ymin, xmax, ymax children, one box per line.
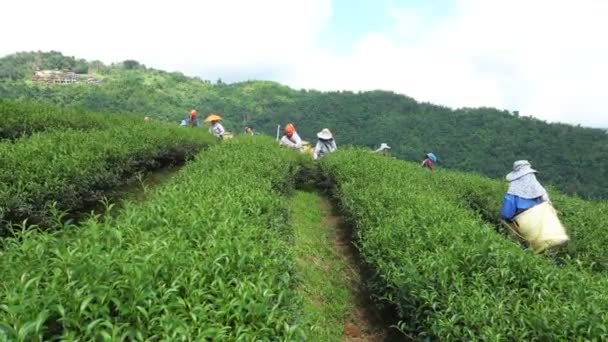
<box><xmin>512</xmin><ymin>201</ymin><xmax>569</xmax><ymax>253</ymax></box>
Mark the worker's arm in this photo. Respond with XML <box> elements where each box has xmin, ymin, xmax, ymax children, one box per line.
<box><xmin>313</xmin><ymin>142</ymin><xmax>321</xmax><ymax>160</ymax></box>
<box><xmin>292</xmin><ymin>133</ymin><xmax>303</xmax><ymax>149</ymax></box>
<box><xmin>500</xmin><ymin>194</ymin><xmax>517</xmax><ymax>221</ymax></box>
<box><xmin>541</xmin><ymin>190</ymin><xmax>551</xmax><ymax>203</ymax></box>
<box><xmin>280</xmin><ymin>135</ymin><xmax>296</xmax><ymax>147</ymax></box>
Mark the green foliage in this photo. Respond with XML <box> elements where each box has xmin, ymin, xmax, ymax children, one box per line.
<box><xmin>320</xmin><ymin>149</ymin><xmax>608</xmax><ymax>339</ymax></box>
<box><xmin>419</xmin><ymin>167</ymin><xmax>608</xmax><ymax>273</ymax></box>
<box><xmin>0</xmin><ymin>137</ymin><xmax>306</xmax><ymax>340</ymax></box>
<box><xmin>0</xmin><ymin>51</ymin><xmax>89</xmax><ymax>80</ymax></box>
<box><xmin>0</xmin><ymin>100</ymin><xmax>138</xmax><ymax>140</ymax></box>
<box><xmin>1</xmin><ymin>51</ymin><xmax>607</xmax><ymax>199</ymax></box>
<box><xmin>121</xmin><ymin>60</ymin><xmax>143</xmax><ymax>70</ymax></box>
<box><xmin>0</xmin><ymin>120</ymin><xmax>215</xmax><ymax>232</ymax></box>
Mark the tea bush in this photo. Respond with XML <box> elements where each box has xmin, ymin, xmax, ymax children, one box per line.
<box><xmin>0</xmin><ymin>137</ymin><xmax>306</xmax><ymax>340</ymax></box>
<box><xmin>0</xmin><ymin>100</ymin><xmax>135</xmax><ymax>140</ymax></box>
<box><xmin>421</xmin><ymin>166</ymin><xmax>608</xmax><ymax>273</ymax></box>
<box><xmin>321</xmin><ymin>149</ymin><xmax>608</xmax><ymax>340</ymax></box>
<box><xmin>0</xmin><ymin>124</ymin><xmax>215</xmax><ymax>232</ymax></box>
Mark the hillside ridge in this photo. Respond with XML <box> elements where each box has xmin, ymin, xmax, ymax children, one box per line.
<box><xmin>1</xmin><ymin>51</ymin><xmax>607</xmax><ymax>199</ymax></box>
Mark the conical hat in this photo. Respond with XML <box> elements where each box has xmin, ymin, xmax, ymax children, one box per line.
<box><xmin>204</xmin><ymin>114</ymin><xmax>222</xmax><ymax>122</ymax></box>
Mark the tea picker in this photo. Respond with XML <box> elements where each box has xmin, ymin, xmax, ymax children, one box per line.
<box><xmin>279</xmin><ymin>123</ymin><xmax>304</xmax><ymax>151</ymax></box>
<box><xmin>421</xmin><ymin>152</ymin><xmax>437</xmax><ymax>170</ymax></box>
<box><xmin>313</xmin><ymin>128</ymin><xmax>337</xmax><ymax>160</ymax></box>
<box><xmin>205</xmin><ymin>114</ymin><xmax>225</xmax><ymax>139</ymax></box>
<box><xmin>189</xmin><ymin>110</ymin><xmax>198</xmax><ymax>127</ymax></box>
<box><xmin>374</xmin><ymin>143</ymin><xmax>391</xmax><ymax>155</ymax></box>
<box><xmin>500</xmin><ymin>160</ymin><xmax>570</xmax><ymax>254</ymax></box>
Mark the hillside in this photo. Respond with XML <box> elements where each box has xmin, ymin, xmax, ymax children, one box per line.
<box><xmin>2</xmin><ymin>101</ymin><xmax>608</xmax><ymax>339</ymax></box>
<box><xmin>2</xmin><ymin>111</ymin><xmax>608</xmax><ymax>339</ymax></box>
<box><xmin>1</xmin><ymin>51</ymin><xmax>607</xmax><ymax>199</ymax></box>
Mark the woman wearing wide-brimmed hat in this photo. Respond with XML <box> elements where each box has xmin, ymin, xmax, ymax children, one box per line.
<box><xmin>500</xmin><ymin>160</ymin><xmax>550</xmax><ymax>221</ymax></box>
<box><xmin>205</xmin><ymin>114</ymin><xmax>225</xmax><ymax>139</ymax></box>
<box><xmin>500</xmin><ymin>160</ymin><xmax>569</xmax><ymax>254</ymax></box>
<box><xmin>313</xmin><ymin>128</ymin><xmax>337</xmax><ymax>160</ymax></box>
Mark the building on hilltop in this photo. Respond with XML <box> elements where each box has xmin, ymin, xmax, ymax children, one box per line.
<box><xmin>32</xmin><ymin>70</ymin><xmax>102</xmax><ymax>84</ymax></box>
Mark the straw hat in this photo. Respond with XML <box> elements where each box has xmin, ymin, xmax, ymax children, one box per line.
<box><xmin>506</xmin><ymin>160</ymin><xmax>537</xmax><ymax>182</ymax></box>
<box><xmin>204</xmin><ymin>114</ymin><xmax>222</xmax><ymax>122</ymax></box>
<box><xmin>317</xmin><ymin>128</ymin><xmax>333</xmax><ymax>140</ymax></box>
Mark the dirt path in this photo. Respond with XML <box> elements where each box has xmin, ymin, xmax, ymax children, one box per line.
<box><xmin>290</xmin><ymin>191</ymin><xmax>405</xmax><ymax>341</ymax></box>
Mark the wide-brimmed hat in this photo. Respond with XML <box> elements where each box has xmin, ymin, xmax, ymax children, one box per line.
<box><xmin>506</xmin><ymin>160</ymin><xmax>537</xmax><ymax>182</ymax></box>
<box><xmin>379</xmin><ymin>143</ymin><xmax>391</xmax><ymax>150</ymax></box>
<box><xmin>204</xmin><ymin>114</ymin><xmax>222</xmax><ymax>122</ymax></box>
<box><xmin>317</xmin><ymin>128</ymin><xmax>333</xmax><ymax>140</ymax></box>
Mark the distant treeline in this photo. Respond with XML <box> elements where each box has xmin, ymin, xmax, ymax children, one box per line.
<box><xmin>1</xmin><ymin>51</ymin><xmax>607</xmax><ymax>199</ymax></box>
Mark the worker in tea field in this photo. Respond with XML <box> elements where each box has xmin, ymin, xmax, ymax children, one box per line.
<box><xmin>374</xmin><ymin>143</ymin><xmax>391</xmax><ymax>155</ymax></box>
<box><xmin>189</xmin><ymin>110</ymin><xmax>198</xmax><ymax>127</ymax></box>
<box><xmin>421</xmin><ymin>152</ymin><xmax>437</xmax><ymax>170</ymax></box>
<box><xmin>280</xmin><ymin>123</ymin><xmax>303</xmax><ymax>151</ymax></box>
<box><xmin>500</xmin><ymin>160</ymin><xmax>550</xmax><ymax>221</ymax></box>
<box><xmin>244</xmin><ymin>126</ymin><xmax>255</xmax><ymax>136</ymax></box>
<box><xmin>500</xmin><ymin>160</ymin><xmax>569</xmax><ymax>254</ymax></box>
<box><xmin>313</xmin><ymin>128</ymin><xmax>337</xmax><ymax>160</ymax></box>
<box><xmin>205</xmin><ymin>114</ymin><xmax>225</xmax><ymax>139</ymax></box>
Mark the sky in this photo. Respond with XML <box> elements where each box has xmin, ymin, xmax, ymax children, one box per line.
<box><xmin>1</xmin><ymin>0</ymin><xmax>608</xmax><ymax>127</ymax></box>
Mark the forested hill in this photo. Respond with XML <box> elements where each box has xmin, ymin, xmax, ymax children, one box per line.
<box><xmin>2</xmin><ymin>51</ymin><xmax>607</xmax><ymax>199</ymax></box>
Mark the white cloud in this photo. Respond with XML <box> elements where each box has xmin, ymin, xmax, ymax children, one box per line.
<box><xmin>0</xmin><ymin>0</ymin><xmax>332</xmax><ymax>77</ymax></box>
<box><xmin>288</xmin><ymin>0</ymin><xmax>608</xmax><ymax>127</ymax></box>
<box><xmin>1</xmin><ymin>0</ymin><xmax>607</xmax><ymax>127</ymax></box>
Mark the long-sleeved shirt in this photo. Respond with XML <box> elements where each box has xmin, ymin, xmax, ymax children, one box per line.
<box><xmin>280</xmin><ymin>132</ymin><xmax>303</xmax><ymax>150</ymax></box>
<box><xmin>313</xmin><ymin>139</ymin><xmax>337</xmax><ymax>160</ymax></box>
<box><xmin>500</xmin><ymin>194</ymin><xmax>543</xmax><ymax>221</ymax></box>
<box><xmin>210</xmin><ymin>122</ymin><xmax>225</xmax><ymax>138</ymax></box>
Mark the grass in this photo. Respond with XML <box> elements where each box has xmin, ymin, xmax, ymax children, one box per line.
<box><xmin>290</xmin><ymin>190</ymin><xmax>354</xmax><ymax>341</ymax></box>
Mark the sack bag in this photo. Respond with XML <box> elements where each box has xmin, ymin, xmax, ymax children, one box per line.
<box><xmin>513</xmin><ymin>201</ymin><xmax>569</xmax><ymax>253</ymax></box>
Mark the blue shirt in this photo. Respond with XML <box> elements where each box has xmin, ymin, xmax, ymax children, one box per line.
<box><xmin>500</xmin><ymin>194</ymin><xmax>543</xmax><ymax>220</ymax></box>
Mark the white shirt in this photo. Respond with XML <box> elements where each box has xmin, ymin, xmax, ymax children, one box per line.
<box><xmin>210</xmin><ymin>122</ymin><xmax>225</xmax><ymax>138</ymax></box>
<box><xmin>313</xmin><ymin>139</ymin><xmax>337</xmax><ymax>160</ymax></box>
<box><xmin>280</xmin><ymin>132</ymin><xmax>303</xmax><ymax>150</ymax></box>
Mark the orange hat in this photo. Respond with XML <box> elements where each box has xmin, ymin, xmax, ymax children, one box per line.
<box><xmin>284</xmin><ymin>123</ymin><xmax>295</xmax><ymax>136</ymax></box>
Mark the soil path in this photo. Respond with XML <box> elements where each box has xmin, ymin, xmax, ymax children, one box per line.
<box><xmin>290</xmin><ymin>191</ymin><xmax>405</xmax><ymax>341</ymax></box>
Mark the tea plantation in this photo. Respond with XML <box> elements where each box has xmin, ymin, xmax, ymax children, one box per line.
<box><xmin>2</xmin><ymin>103</ymin><xmax>608</xmax><ymax>340</ymax></box>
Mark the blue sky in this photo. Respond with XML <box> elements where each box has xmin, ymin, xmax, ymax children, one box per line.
<box><xmin>1</xmin><ymin>0</ymin><xmax>608</xmax><ymax>127</ymax></box>
<box><xmin>320</xmin><ymin>0</ymin><xmax>394</xmax><ymax>53</ymax></box>
<box><xmin>320</xmin><ymin>0</ymin><xmax>455</xmax><ymax>53</ymax></box>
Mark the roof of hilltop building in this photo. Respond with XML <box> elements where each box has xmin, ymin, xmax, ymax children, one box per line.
<box><xmin>32</xmin><ymin>70</ymin><xmax>102</xmax><ymax>84</ymax></box>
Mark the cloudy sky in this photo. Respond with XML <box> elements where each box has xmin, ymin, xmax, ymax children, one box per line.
<box><xmin>2</xmin><ymin>0</ymin><xmax>608</xmax><ymax>127</ymax></box>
